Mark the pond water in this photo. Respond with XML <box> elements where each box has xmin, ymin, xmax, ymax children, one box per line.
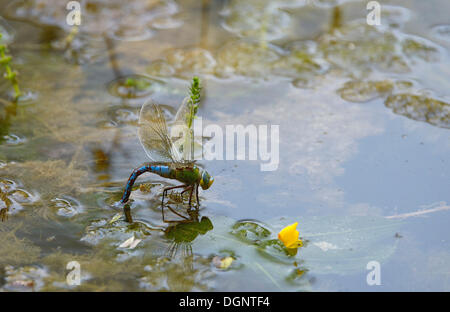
<box><xmin>0</xmin><ymin>0</ymin><xmax>449</xmax><ymax>291</ymax></box>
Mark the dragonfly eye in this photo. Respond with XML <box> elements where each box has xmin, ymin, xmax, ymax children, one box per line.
<box><xmin>208</xmin><ymin>177</ymin><xmax>214</xmax><ymax>188</ymax></box>
<box><xmin>200</xmin><ymin>171</ymin><xmax>214</xmax><ymax>190</ymax></box>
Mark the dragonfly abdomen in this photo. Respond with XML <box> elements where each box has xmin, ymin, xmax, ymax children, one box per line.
<box><xmin>148</xmin><ymin>165</ymin><xmax>174</xmax><ymax>179</ymax></box>
<box><xmin>121</xmin><ymin>164</ymin><xmax>175</xmax><ymax>203</ymax></box>
<box><xmin>121</xmin><ymin>165</ymin><xmax>151</xmax><ymax>203</ymax></box>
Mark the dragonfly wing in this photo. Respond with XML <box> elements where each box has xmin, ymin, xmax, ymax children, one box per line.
<box><xmin>170</xmin><ymin>97</ymin><xmax>203</xmax><ymax>162</ymax></box>
<box><xmin>138</xmin><ymin>100</ymin><xmax>183</xmax><ymax>163</ymax></box>
<box><xmin>173</xmin><ymin>97</ymin><xmax>190</xmax><ymax>126</ymax></box>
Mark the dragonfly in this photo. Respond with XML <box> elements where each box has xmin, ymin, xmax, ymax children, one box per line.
<box><xmin>120</xmin><ymin>98</ymin><xmax>214</xmax><ymax>221</ymax></box>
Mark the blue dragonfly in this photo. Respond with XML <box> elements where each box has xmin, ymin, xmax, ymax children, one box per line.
<box><xmin>120</xmin><ymin>98</ymin><xmax>214</xmax><ymax>222</ymax></box>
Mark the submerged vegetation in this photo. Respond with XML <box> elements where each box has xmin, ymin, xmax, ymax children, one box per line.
<box><xmin>0</xmin><ymin>32</ymin><xmax>20</xmax><ymax>100</ymax></box>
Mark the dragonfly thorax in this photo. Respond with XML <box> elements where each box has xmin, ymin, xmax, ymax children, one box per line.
<box><xmin>169</xmin><ymin>165</ymin><xmax>214</xmax><ymax>189</ymax></box>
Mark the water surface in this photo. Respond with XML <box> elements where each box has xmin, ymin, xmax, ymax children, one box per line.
<box><xmin>0</xmin><ymin>0</ymin><xmax>449</xmax><ymax>291</ymax></box>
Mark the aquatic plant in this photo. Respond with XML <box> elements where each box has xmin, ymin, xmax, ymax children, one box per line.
<box><xmin>63</xmin><ymin>26</ymin><xmax>79</xmax><ymax>48</ymax></box>
<box><xmin>186</xmin><ymin>76</ymin><xmax>201</xmax><ymax>129</ymax></box>
<box><xmin>385</xmin><ymin>93</ymin><xmax>450</xmax><ymax>129</ymax></box>
<box><xmin>0</xmin><ymin>32</ymin><xmax>20</xmax><ymax>100</ymax></box>
<box><xmin>124</xmin><ymin>77</ymin><xmax>150</xmax><ymax>90</ymax></box>
<box><xmin>179</xmin><ymin>76</ymin><xmax>202</xmax><ymax>160</ymax></box>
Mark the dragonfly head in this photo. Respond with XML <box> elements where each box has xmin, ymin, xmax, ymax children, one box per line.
<box><xmin>200</xmin><ymin>170</ymin><xmax>214</xmax><ymax>190</ymax></box>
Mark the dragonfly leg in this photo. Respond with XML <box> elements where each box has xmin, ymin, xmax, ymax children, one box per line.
<box><xmin>166</xmin><ymin>205</ymin><xmax>190</xmax><ymax>222</ymax></box>
<box><xmin>195</xmin><ymin>184</ymin><xmax>200</xmax><ymax>210</ymax></box>
<box><xmin>161</xmin><ymin>184</ymin><xmax>187</xmax><ymax>221</ymax></box>
<box><xmin>162</xmin><ymin>184</ymin><xmax>187</xmax><ymax>204</ymax></box>
<box><xmin>180</xmin><ymin>185</ymin><xmax>193</xmax><ymax>196</ymax></box>
<box><xmin>188</xmin><ymin>186</ymin><xmax>194</xmax><ymax>208</ymax></box>
<box><xmin>180</xmin><ymin>185</ymin><xmax>193</xmax><ymax>205</ymax></box>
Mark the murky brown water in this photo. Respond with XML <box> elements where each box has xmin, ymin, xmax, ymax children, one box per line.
<box><xmin>0</xmin><ymin>0</ymin><xmax>449</xmax><ymax>291</ymax></box>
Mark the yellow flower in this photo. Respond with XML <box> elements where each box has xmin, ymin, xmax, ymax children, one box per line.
<box><xmin>212</xmin><ymin>256</ymin><xmax>234</xmax><ymax>270</ymax></box>
<box><xmin>278</xmin><ymin>222</ymin><xmax>303</xmax><ymax>248</ymax></box>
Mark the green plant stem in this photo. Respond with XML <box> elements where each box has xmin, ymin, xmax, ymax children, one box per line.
<box><xmin>186</xmin><ymin>76</ymin><xmax>201</xmax><ymax>129</ymax></box>
<box><xmin>0</xmin><ymin>34</ymin><xmax>21</xmax><ymax>100</ymax></box>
